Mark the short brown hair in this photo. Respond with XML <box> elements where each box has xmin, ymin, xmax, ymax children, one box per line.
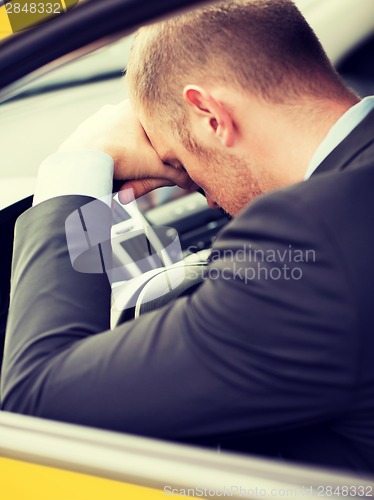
<box><xmin>126</xmin><ymin>0</ymin><xmax>349</xmax><ymax>129</ymax></box>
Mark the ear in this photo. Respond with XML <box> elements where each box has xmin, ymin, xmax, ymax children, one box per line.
<box><xmin>183</xmin><ymin>85</ymin><xmax>235</xmax><ymax>148</ymax></box>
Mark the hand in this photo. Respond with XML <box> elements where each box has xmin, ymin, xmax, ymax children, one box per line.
<box><xmin>59</xmin><ymin>100</ymin><xmax>196</xmax><ymax>198</ymax></box>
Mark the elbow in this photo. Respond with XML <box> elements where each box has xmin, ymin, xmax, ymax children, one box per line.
<box><xmin>1</xmin><ymin>370</ymin><xmax>44</xmax><ymax>416</ymax></box>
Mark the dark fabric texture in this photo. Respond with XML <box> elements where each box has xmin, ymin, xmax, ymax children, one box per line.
<box><xmin>1</xmin><ymin>110</ymin><xmax>374</xmax><ymax>474</ymax></box>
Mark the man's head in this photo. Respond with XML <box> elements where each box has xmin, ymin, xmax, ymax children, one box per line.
<box><xmin>126</xmin><ymin>0</ymin><xmax>358</xmax><ymax>215</ymax></box>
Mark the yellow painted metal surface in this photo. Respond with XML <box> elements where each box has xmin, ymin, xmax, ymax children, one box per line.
<box><xmin>0</xmin><ymin>5</ymin><xmax>13</xmax><ymax>40</ymax></box>
<box><xmin>0</xmin><ymin>457</ymin><xmax>174</xmax><ymax>500</ymax></box>
<box><xmin>0</xmin><ymin>1</ymin><xmax>79</xmax><ymax>40</ymax></box>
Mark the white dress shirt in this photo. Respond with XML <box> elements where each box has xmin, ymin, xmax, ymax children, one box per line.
<box><xmin>305</xmin><ymin>96</ymin><xmax>374</xmax><ymax>179</ymax></box>
<box><xmin>33</xmin><ymin>96</ymin><xmax>374</xmax><ymax>206</ymax></box>
<box><xmin>33</xmin><ymin>150</ymin><xmax>114</xmax><ymax>206</ymax></box>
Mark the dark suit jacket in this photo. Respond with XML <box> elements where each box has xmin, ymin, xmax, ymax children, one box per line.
<box><xmin>2</xmin><ymin>110</ymin><xmax>374</xmax><ymax>474</ymax></box>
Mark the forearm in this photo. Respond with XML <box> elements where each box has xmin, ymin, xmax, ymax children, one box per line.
<box><xmin>1</xmin><ymin>196</ymin><xmax>112</xmax><ymax>412</ymax></box>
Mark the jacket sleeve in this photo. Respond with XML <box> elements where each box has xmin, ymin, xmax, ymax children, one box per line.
<box><xmin>0</xmin><ymin>192</ymin><xmax>358</xmax><ymax>441</ymax></box>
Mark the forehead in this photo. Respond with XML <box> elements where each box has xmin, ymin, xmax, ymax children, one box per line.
<box><xmin>138</xmin><ymin>110</ymin><xmax>179</xmax><ymax>163</ymax></box>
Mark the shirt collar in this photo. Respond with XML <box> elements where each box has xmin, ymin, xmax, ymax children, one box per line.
<box><xmin>304</xmin><ymin>95</ymin><xmax>374</xmax><ymax>180</ymax></box>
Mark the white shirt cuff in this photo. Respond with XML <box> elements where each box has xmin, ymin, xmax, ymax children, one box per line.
<box><xmin>33</xmin><ymin>150</ymin><xmax>114</xmax><ymax>206</ymax></box>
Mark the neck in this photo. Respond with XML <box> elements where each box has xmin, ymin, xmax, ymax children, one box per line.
<box><xmin>239</xmin><ymin>94</ymin><xmax>360</xmax><ymax>192</ymax></box>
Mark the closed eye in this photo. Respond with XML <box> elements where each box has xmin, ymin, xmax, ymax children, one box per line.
<box><xmin>162</xmin><ymin>158</ymin><xmax>185</xmax><ymax>170</ymax></box>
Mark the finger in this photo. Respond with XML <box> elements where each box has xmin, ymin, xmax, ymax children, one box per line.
<box><xmin>152</xmin><ymin>165</ymin><xmax>198</xmax><ymax>191</ymax></box>
<box><xmin>118</xmin><ymin>178</ymin><xmax>175</xmax><ymax>202</ymax></box>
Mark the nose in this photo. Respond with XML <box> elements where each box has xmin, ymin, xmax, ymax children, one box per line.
<box><xmin>197</xmin><ymin>187</ymin><xmax>219</xmax><ymax>209</ymax></box>
<box><xmin>206</xmin><ymin>193</ymin><xmax>219</xmax><ymax>210</ymax></box>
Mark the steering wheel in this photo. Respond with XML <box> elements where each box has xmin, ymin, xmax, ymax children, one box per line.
<box><xmin>113</xmin><ymin>256</ymin><xmax>209</xmax><ymax>326</ymax></box>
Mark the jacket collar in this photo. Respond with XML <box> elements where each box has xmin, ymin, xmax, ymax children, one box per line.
<box><xmin>311</xmin><ymin>107</ymin><xmax>374</xmax><ymax>177</ymax></box>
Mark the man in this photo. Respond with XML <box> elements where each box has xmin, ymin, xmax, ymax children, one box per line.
<box><xmin>1</xmin><ymin>0</ymin><xmax>374</xmax><ymax>473</ymax></box>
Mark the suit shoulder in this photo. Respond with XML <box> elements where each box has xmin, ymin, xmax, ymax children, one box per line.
<box><xmin>233</xmin><ymin>162</ymin><xmax>374</xmax><ymax>234</ymax></box>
